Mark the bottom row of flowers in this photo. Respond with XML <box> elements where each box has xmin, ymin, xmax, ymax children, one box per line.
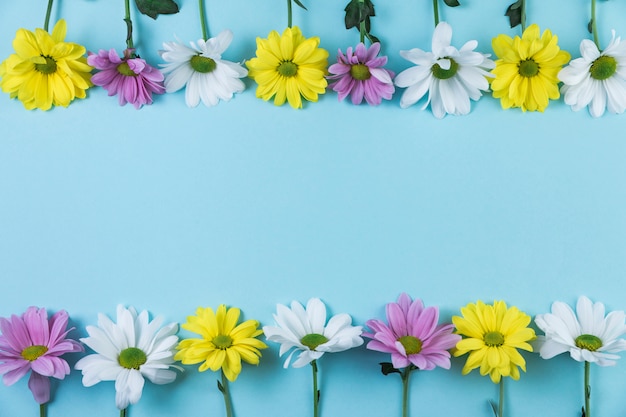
<box><xmin>1</xmin><ymin>295</ymin><xmax>624</xmax><ymax>417</ymax></box>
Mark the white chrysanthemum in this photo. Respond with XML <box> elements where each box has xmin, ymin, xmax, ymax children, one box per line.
<box><xmin>559</xmin><ymin>31</ymin><xmax>626</xmax><ymax>118</ymax></box>
<box><xmin>263</xmin><ymin>298</ymin><xmax>363</xmax><ymax>368</ymax></box>
<box><xmin>394</xmin><ymin>22</ymin><xmax>494</xmax><ymax>119</ymax></box>
<box><xmin>75</xmin><ymin>305</ymin><xmax>181</xmax><ymax>410</ymax></box>
<box><xmin>160</xmin><ymin>30</ymin><xmax>247</xmax><ymax>107</ymax></box>
<box><xmin>535</xmin><ymin>296</ymin><xmax>626</xmax><ymax>366</ymax></box>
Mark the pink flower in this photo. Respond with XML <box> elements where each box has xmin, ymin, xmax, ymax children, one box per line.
<box><xmin>0</xmin><ymin>307</ymin><xmax>83</xmax><ymax>404</ymax></box>
<box><xmin>327</xmin><ymin>42</ymin><xmax>395</xmax><ymax>105</ymax></box>
<box><xmin>363</xmin><ymin>293</ymin><xmax>460</xmax><ymax>370</ymax></box>
<box><xmin>88</xmin><ymin>48</ymin><xmax>165</xmax><ymax>109</ymax></box>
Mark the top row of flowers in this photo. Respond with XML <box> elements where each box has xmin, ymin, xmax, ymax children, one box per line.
<box><xmin>1</xmin><ymin>0</ymin><xmax>625</xmax><ymax>118</ymax></box>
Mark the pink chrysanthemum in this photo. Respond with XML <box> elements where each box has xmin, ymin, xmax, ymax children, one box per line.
<box><xmin>363</xmin><ymin>293</ymin><xmax>460</xmax><ymax>370</ymax></box>
<box><xmin>0</xmin><ymin>307</ymin><xmax>83</xmax><ymax>404</ymax></box>
<box><xmin>327</xmin><ymin>42</ymin><xmax>395</xmax><ymax>105</ymax></box>
<box><xmin>88</xmin><ymin>48</ymin><xmax>165</xmax><ymax>109</ymax></box>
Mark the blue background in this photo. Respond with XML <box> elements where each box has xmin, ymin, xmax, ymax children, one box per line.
<box><xmin>2</xmin><ymin>0</ymin><xmax>626</xmax><ymax>416</ymax></box>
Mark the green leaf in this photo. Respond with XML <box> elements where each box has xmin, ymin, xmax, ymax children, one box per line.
<box><xmin>379</xmin><ymin>362</ymin><xmax>401</xmax><ymax>376</ymax></box>
<box><xmin>217</xmin><ymin>380</ymin><xmax>225</xmax><ymax>394</ymax></box>
<box><xmin>587</xmin><ymin>19</ymin><xmax>593</xmax><ymax>34</ymax></box>
<box><xmin>293</xmin><ymin>0</ymin><xmax>308</xmax><ymax>10</ymax></box>
<box><xmin>488</xmin><ymin>401</ymin><xmax>498</xmax><ymax>417</ymax></box>
<box><xmin>443</xmin><ymin>0</ymin><xmax>460</xmax><ymax>7</ymax></box>
<box><xmin>504</xmin><ymin>0</ymin><xmax>524</xmax><ymax>28</ymax></box>
<box><xmin>344</xmin><ymin>0</ymin><xmax>376</xmax><ymax>30</ymax></box>
<box><xmin>134</xmin><ymin>0</ymin><xmax>179</xmax><ymax>19</ymax></box>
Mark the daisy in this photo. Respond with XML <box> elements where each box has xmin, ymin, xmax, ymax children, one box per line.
<box><xmin>160</xmin><ymin>30</ymin><xmax>248</xmax><ymax>107</ymax></box>
<box><xmin>535</xmin><ymin>296</ymin><xmax>626</xmax><ymax>417</ymax></box>
<box><xmin>491</xmin><ymin>24</ymin><xmax>570</xmax><ymax>112</ymax></box>
<box><xmin>363</xmin><ymin>294</ymin><xmax>459</xmax><ymax>417</ymax></box>
<box><xmin>394</xmin><ymin>22</ymin><xmax>494</xmax><ymax>119</ymax></box>
<box><xmin>74</xmin><ymin>305</ymin><xmax>180</xmax><ymax>414</ymax></box>
<box><xmin>559</xmin><ymin>31</ymin><xmax>626</xmax><ymax>118</ymax></box>
<box><xmin>0</xmin><ymin>19</ymin><xmax>92</xmax><ymax>110</ymax></box>
<box><xmin>0</xmin><ymin>307</ymin><xmax>83</xmax><ymax>408</ymax></box>
<box><xmin>246</xmin><ymin>26</ymin><xmax>329</xmax><ymax>109</ymax></box>
<box><xmin>327</xmin><ymin>42</ymin><xmax>395</xmax><ymax>105</ymax></box>
<box><xmin>88</xmin><ymin>48</ymin><xmax>165</xmax><ymax>109</ymax></box>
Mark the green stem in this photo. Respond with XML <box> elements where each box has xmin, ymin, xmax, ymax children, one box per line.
<box><xmin>221</xmin><ymin>370</ymin><xmax>234</xmax><ymax>417</ymax></box>
<box><xmin>287</xmin><ymin>0</ymin><xmax>292</xmax><ymax>28</ymax></box>
<box><xmin>124</xmin><ymin>0</ymin><xmax>134</xmax><ymax>51</ymax></box>
<box><xmin>43</xmin><ymin>0</ymin><xmax>54</xmax><ymax>31</ymax></box>
<box><xmin>591</xmin><ymin>0</ymin><xmax>600</xmax><ymax>48</ymax></box>
<box><xmin>198</xmin><ymin>0</ymin><xmax>209</xmax><ymax>40</ymax></box>
<box><xmin>520</xmin><ymin>0</ymin><xmax>526</xmax><ymax>32</ymax></box>
<box><xmin>584</xmin><ymin>361</ymin><xmax>591</xmax><ymax>417</ymax></box>
<box><xmin>39</xmin><ymin>403</ymin><xmax>46</xmax><ymax>417</ymax></box>
<box><xmin>433</xmin><ymin>0</ymin><xmax>440</xmax><ymax>27</ymax></box>
<box><xmin>401</xmin><ymin>368</ymin><xmax>411</xmax><ymax>417</ymax></box>
<box><xmin>498</xmin><ymin>379</ymin><xmax>504</xmax><ymax>417</ymax></box>
<box><xmin>120</xmin><ymin>408</ymin><xmax>127</xmax><ymax>417</ymax></box>
<box><xmin>358</xmin><ymin>0</ymin><xmax>365</xmax><ymax>43</ymax></box>
<box><xmin>312</xmin><ymin>360</ymin><xmax>320</xmax><ymax>417</ymax></box>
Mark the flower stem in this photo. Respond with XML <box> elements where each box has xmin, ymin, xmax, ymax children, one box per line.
<box><xmin>220</xmin><ymin>370</ymin><xmax>234</xmax><ymax>417</ymax></box>
<box><xmin>311</xmin><ymin>360</ymin><xmax>320</xmax><ymax>417</ymax></box>
<box><xmin>124</xmin><ymin>0</ymin><xmax>134</xmax><ymax>51</ymax></box>
<box><xmin>584</xmin><ymin>361</ymin><xmax>591</xmax><ymax>417</ymax></box>
<box><xmin>198</xmin><ymin>0</ymin><xmax>209</xmax><ymax>40</ymax></box>
<box><xmin>498</xmin><ymin>379</ymin><xmax>504</xmax><ymax>417</ymax></box>
<box><xmin>358</xmin><ymin>0</ymin><xmax>366</xmax><ymax>43</ymax></box>
<box><xmin>120</xmin><ymin>408</ymin><xmax>127</xmax><ymax>417</ymax></box>
<box><xmin>520</xmin><ymin>0</ymin><xmax>526</xmax><ymax>32</ymax></box>
<box><xmin>287</xmin><ymin>0</ymin><xmax>293</xmax><ymax>28</ymax></box>
<box><xmin>40</xmin><ymin>403</ymin><xmax>46</xmax><ymax>417</ymax></box>
<box><xmin>433</xmin><ymin>0</ymin><xmax>440</xmax><ymax>27</ymax></box>
<box><xmin>43</xmin><ymin>0</ymin><xmax>53</xmax><ymax>31</ymax></box>
<box><xmin>591</xmin><ymin>0</ymin><xmax>600</xmax><ymax>48</ymax></box>
<box><xmin>401</xmin><ymin>367</ymin><xmax>412</xmax><ymax>417</ymax></box>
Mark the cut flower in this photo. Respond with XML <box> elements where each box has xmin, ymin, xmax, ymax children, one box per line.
<box><xmin>327</xmin><ymin>42</ymin><xmax>395</xmax><ymax>105</ymax></box>
<box><xmin>559</xmin><ymin>31</ymin><xmax>626</xmax><ymax>118</ymax></box>
<box><xmin>394</xmin><ymin>22</ymin><xmax>494</xmax><ymax>119</ymax></box>
<box><xmin>160</xmin><ymin>30</ymin><xmax>247</xmax><ymax>107</ymax></box>
<box><xmin>491</xmin><ymin>24</ymin><xmax>570</xmax><ymax>112</ymax></box>
<box><xmin>74</xmin><ymin>305</ymin><xmax>180</xmax><ymax>410</ymax></box>
<box><xmin>0</xmin><ymin>307</ymin><xmax>83</xmax><ymax>404</ymax></box>
<box><xmin>246</xmin><ymin>26</ymin><xmax>328</xmax><ymax>109</ymax></box>
<box><xmin>88</xmin><ymin>48</ymin><xmax>165</xmax><ymax>109</ymax></box>
<box><xmin>0</xmin><ymin>19</ymin><xmax>92</xmax><ymax>110</ymax></box>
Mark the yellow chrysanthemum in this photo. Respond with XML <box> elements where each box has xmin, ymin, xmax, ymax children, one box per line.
<box><xmin>490</xmin><ymin>24</ymin><xmax>570</xmax><ymax>112</ymax></box>
<box><xmin>452</xmin><ymin>300</ymin><xmax>535</xmax><ymax>383</ymax></box>
<box><xmin>175</xmin><ymin>305</ymin><xmax>267</xmax><ymax>382</ymax></box>
<box><xmin>0</xmin><ymin>19</ymin><xmax>92</xmax><ymax>111</ymax></box>
<box><xmin>246</xmin><ymin>26</ymin><xmax>328</xmax><ymax>109</ymax></box>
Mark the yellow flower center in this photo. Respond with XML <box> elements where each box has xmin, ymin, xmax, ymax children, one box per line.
<box><xmin>277</xmin><ymin>61</ymin><xmax>298</xmax><ymax>77</ymax></box>
<box><xmin>350</xmin><ymin>63</ymin><xmax>371</xmax><ymax>81</ymax></box>
<box><xmin>300</xmin><ymin>333</ymin><xmax>329</xmax><ymax>350</ymax></box>
<box><xmin>213</xmin><ymin>334</ymin><xmax>233</xmax><ymax>349</ymax></box>
<box><xmin>117</xmin><ymin>62</ymin><xmax>138</xmax><ymax>77</ymax></box>
<box><xmin>398</xmin><ymin>335</ymin><xmax>423</xmax><ymax>355</ymax></box>
<box><xmin>518</xmin><ymin>58</ymin><xmax>539</xmax><ymax>77</ymax></box>
<box><xmin>35</xmin><ymin>55</ymin><xmax>58</xmax><ymax>75</ymax></box>
<box><xmin>484</xmin><ymin>331</ymin><xmax>505</xmax><ymax>347</ymax></box>
<box><xmin>431</xmin><ymin>58</ymin><xmax>459</xmax><ymax>80</ymax></box>
<box><xmin>590</xmin><ymin>55</ymin><xmax>617</xmax><ymax>81</ymax></box>
<box><xmin>118</xmin><ymin>347</ymin><xmax>147</xmax><ymax>370</ymax></box>
<box><xmin>575</xmin><ymin>334</ymin><xmax>603</xmax><ymax>351</ymax></box>
<box><xmin>21</xmin><ymin>345</ymin><xmax>48</xmax><ymax>361</ymax></box>
<box><xmin>190</xmin><ymin>55</ymin><xmax>217</xmax><ymax>73</ymax></box>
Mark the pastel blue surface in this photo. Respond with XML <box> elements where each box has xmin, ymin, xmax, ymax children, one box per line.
<box><xmin>2</xmin><ymin>1</ymin><xmax>626</xmax><ymax>417</ymax></box>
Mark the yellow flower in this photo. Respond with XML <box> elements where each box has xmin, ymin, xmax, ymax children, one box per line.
<box><xmin>0</xmin><ymin>19</ymin><xmax>92</xmax><ymax>110</ymax></box>
<box><xmin>490</xmin><ymin>24</ymin><xmax>570</xmax><ymax>112</ymax></box>
<box><xmin>175</xmin><ymin>305</ymin><xmax>267</xmax><ymax>382</ymax></box>
<box><xmin>246</xmin><ymin>26</ymin><xmax>328</xmax><ymax>109</ymax></box>
<box><xmin>452</xmin><ymin>300</ymin><xmax>535</xmax><ymax>383</ymax></box>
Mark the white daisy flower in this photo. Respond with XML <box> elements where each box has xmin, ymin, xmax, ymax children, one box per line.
<box><xmin>535</xmin><ymin>296</ymin><xmax>626</xmax><ymax>366</ymax></box>
<box><xmin>75</xmin><ymin>305</ymin><xmax>181</xmax><ymax>411</ymax></box>
<box><xmin>159</xmin><ymin>30</ymin><xmax>247</xmax><ymax>107</ymax></box>
<box><xmin>394</xmin><ymin>21</ymin><xmax>495</xmax><ymax>119</ymax></box>
<box><xmin>559</xmin><ymin>31</ymin><xmax>626</xmax><ymax>118</ymax></box>
<box><xmin>263</xmin><ymin>298</ymin><xmax>363</xmax><ymax>368</ymax></box>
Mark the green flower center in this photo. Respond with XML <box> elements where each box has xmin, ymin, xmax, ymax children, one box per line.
<box><xmin>213</xmin><ymin>334</ymin><xmax>233</xmax><ymax>349</ymax></box>
<box><xmin>590</xmin><ymin>55</ymin><xmax>617</xmax><ymax>81</ymax></box>
<box><xmin>398</xmin><ymin>335</ymin><xmax>423</xmax><ymax>355</ymax></box>
<box><xmin>518</xmin><ymin>58</ymin><xmax>539</xmax><ymax>77</ymax></box>
<box><xmin>277</xmin><ymin>61</ymin><xmax>298</xmax><ymax>78</ymax></box>
<box><xmin>190</xmin><ymin>55</ymin><xmax>217</xmax><ymax>73</ymax></box>
<box><xmin>350</xmin><ymin>63</ymin><xmax>371</xmax><ymax>81</ymax></box>
<box><xmin>118</xmin><ymin>347</ymin><xmax>147</xmax><ymax>370</ymax></box>
<box><xmin>117</xmin><ymin>62</ymin><xmax>137</xmax><ymax>77</ymax></box>
<box><xmin>35</xmin><ymin>55</ymin><xmax>57</xmax><ymax>75</ymax></box>
<box><xmin>300</xmin><ymin>333</ymin><xmax>329</xmax><ymax>350</ymax></box>
<box><xmin>484</xmin><ymin>331</ymin><xmax>505</xmax><ymax>347</ymax></box>
<box><xmin>431</xmin><ymin>58</ymin><xmax>459</xmax><ymax>80</ymax></box>
<box><xmin>21</xmin><ymin>345</ymin><xmax>48</xmax><ymax>361</ymax></box>
<box><xmin>575</xmin><ymin>334</ymin><xmax>603</xmax><ymax>352</ymax></box>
